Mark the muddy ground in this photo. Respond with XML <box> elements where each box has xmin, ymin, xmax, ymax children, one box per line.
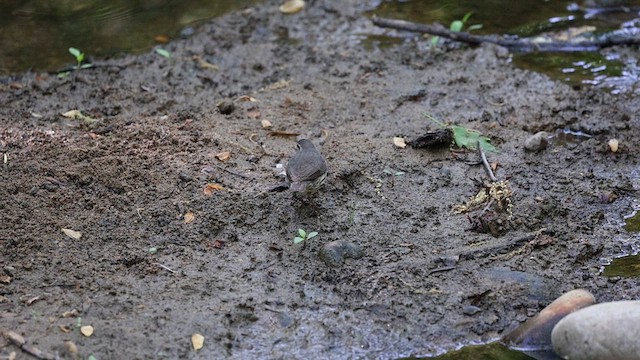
<box><xmin>1</xmin><ymin>1</ymin><xmax>639</xmax><ymax>359</ymax></box>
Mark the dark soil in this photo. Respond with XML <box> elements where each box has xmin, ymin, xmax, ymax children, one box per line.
<box><xmin>1</xmin><ymin>1</ymin><xmax>639</xmax><ymax>359</ymax></box>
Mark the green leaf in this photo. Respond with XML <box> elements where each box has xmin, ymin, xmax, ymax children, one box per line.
<box><xmin>298</xmin><ymin>229</ymin><xmax>306</xmax><ymax>238</ymax></box>
<box><xmin>450</xmin><ymin>20</ymin><xmax>463</xmax><ymax>32</ymax></box>
<box><xmin>451</xmin><ymin>125</ymin><xmax>498</xmax><ymax>152</ymax></box>
<box><xmin>467</xmin><ymin>24</ymin><xmax>483</xmax><ymax>31</ymax></box>
<box><xmin>69</xmin><ymin>47</ymin><xmax>81</xmax><ymax>58</ymax></box>
<box><xmin>307</xmin><ymin>232</ymin><xmax>318</xmax><ymax>239</ymax></box>
<box><xmin>293</xmin><ymin>237</ymin><xmax>304</xmax><ymax>244</ymax></box>
<box><xmin>155</xmin><ymin>48</ymin><xmax>171</xmax><ymax>58</ymax></box>
<box><xmin>80</xmin><ymin>63</ymin><xmax>93</xmax><ymax>69</ymax></box>
<box><xmin>430</xmin><ymin>36</ymin><xmax>440</xmax><ymax>46</ymax></box>
<box><xmin>149</xmin><ymin>247</ymin><xmax>157</xmax><ymax>254</ymax></box>
<box><xmin>88</xmin><ymin>355</ymin><xmax>97</xmax><ymax>360</ymax></box>
<box><xmin>461</xmin><ymin>12</ymin><xmax>473</xmax><ymax>24</ymax></box>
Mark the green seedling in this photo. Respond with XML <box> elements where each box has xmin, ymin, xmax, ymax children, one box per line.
<box><xmin>293</xmin><ymin>228</ymin><xmax>318</xmax><ymax>244</ymax></box>
<box><xmin>425</xmin><ymin>113</ymin><xmax>498</xmax><ymax>152</ymax></box>
<box><xmin>432</xmin><ymin>12</ymin><xmax>483</xmax><ymax>46</ymax></box>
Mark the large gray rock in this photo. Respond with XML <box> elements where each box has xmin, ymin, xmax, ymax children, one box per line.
<box><xmin>551</xmin><ymin>300</ymin><xmax>640</xmax><ymax>360</ymax></box>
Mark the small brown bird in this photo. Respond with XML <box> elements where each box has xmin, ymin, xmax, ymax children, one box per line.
<box><xmin>286</xmin><ymin>139</ymin><xmax>327</xmax><ymax>195</ymax></box>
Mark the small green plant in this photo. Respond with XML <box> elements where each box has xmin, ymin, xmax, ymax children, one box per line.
<box><xmin>425</xmin><ymin>113</ymin><xmax>498</xmax><ymax>152</ymax></box>
<box><xmin>432</xmin><ymin>12</ymin><xmax>483</xmax><ymax>46</ymax></box>
<box><xmin>155</xmin><ymin>48</ymin><xmax>171</xmax><ymax>58</ymax></box>
<box><xmin>69</xmin><ymin>47</ymin><xmax>85</xmax><ymax>67</ymax></box>
<box><xmin>293</xmin><ymin>228</ymin><xmax>318</xmax><ymax>244</ymax></box>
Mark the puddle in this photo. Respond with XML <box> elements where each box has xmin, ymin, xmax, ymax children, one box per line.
<box><xmin>402</xmin><ymin>341</ymin><xmax>558</xmax><ymax>360</ymax></box>
<box><xmin>0</xmin><ymin>0</ymin><xmax>258</xmax><ymax>75</ymax></box>
<box><xmin>368</xmin><ymin>0</ymin><xmax>640</xmax><ymax>93</ymax></box>
<box><xmin>548</xmin><ymin>128</ymin><xmax>592</xmax><ymax>146</ymax></box>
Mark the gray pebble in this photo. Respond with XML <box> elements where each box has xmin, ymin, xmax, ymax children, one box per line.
<box><xmin>463</xmin><ymin>305</ymin><xmax>482</xmax><ymax>315</ymax></box>
<box><xmin>524</xmin><ymin>131</ymin><xmax>549</xmax><ymax>152</ymax></box>
<box><xmin>318</xmin><ymin>240</ymin><xmax>363</xmax><ymax>267</ymax></box>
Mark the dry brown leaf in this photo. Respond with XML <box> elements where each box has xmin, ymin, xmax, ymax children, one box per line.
<box><xmin>62</xmin><ymin>309</ymin><xmax>79</xmax><ymax>318</ymax></box>
<box><xmin>393</xmin><ymin>137</ymin><xmax>406</xmax><ymax>149</ymax></box>
<box><xmin>236</xmin><ymin>95</ymin><xmax>259</xmax><ymax>103</ymax></box>
<box><xmin>184</xmin><ymin>211</ymin><xmax>195</xmax><ymax>224</ymax></box>
<box><xmin>192</xmin><ymin>55</ymin><xmax>219</xmax><ymax>71</ymax></box>
<box><xmin>192</xmin><ymin>333</ymin><xmax>204</xmax><ymax>350</ymax></box>
<box><xmin>154</xmin><ymin>35</ymin><xmax>170</xmax><ymax>43</ymax></box>
<box><xmin>59</xmin><ymin>325</ymin><xmax>72</xmax><ymax>333</ymax></box>
<box><xmin>215</xmin><ymin>151</ymin><xmax>231</xmax><ymax>161</ymax></box>
<box><xmin>280</xmin><ymin>0</ymin><xmax>305</xmax><ymax>14</ymax></box>
<box><xmin>261</xmin><ymin>119</ymin><xmax>272</xmax><ymax>129</ymax></box>
<box><xmin>64</xmin><ymin>341</ymin><xmax>78</xmax><ymax>354</ymax></box>
<box><xmin>62</xmin><ymin>228</ymin><xmax>82</xmax><ymax>239</ymax></box>
<box><xmin>268</xmin><ymin>130</ymin><xmax>299</xmax><ymax>138</ymax></box>
<box><xmin>0</xmin><ymin>275</ymin><xmax>11</xmax><ymax>284</ymax></box>
<box><xmin>247</xmin><ymin>109</ymin><xmax>261</xmax><ymax>119</ymax></box>
<box><xmin>80</xmin><ymin>325</ymin><xmax>94</xmax><ymax>337</ymax></box>
<box><xmin>203</xmin><ymin>183</ymin><xmax>224</xmax><ymax>196</ymax></box>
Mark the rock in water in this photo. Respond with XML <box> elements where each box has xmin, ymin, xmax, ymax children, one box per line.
<box><xmin>551</xmin><ymin>300</ymin><xmax>640</xmax><ymax>360</ymax></box>
<box><xmin>501</xmin><ymin>289</ymin><xmax>595</xmax><ymax>350</ymax></box>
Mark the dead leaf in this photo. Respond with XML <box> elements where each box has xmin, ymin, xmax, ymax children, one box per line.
<box><xmin>64</xmin><ymin>341</ymin><xmax>78</xmax><ymax>354</ymax></box>
<box><xmin>62</xmin><ymin>228</ymin><xmax>82</xmax><ymax>239</ymax></box>
<box><xmin>280</xmin><ymin>0</ymin><xmax>305</xmax><ymax>14</ymax></box>
<box><xmin>268</xmin><ymin>130</ymin><xmax>300</xmax><ymax>138</ymax></box>
<box><xmin>192</xmin><ymin>333</ymin><xmax>204</xmax><ymax>350</ymax></box>
<box><xmin>203</xmin><ymin>183</ymin><xmax>224</xmax><ymax>196</ymax></box>
<box><xmin>608</xmin><ymin>138</ymin><xmax>619</xmax><ymax>152</ymax></box>
<box><xmin>213</xmin><ymin>240</ymin><xmax>225</xmax><ymax>249</ymax></box>
<box><xmin>393</xmin><ymin>137</ymin><xmax>406</xmax><ymax>149</ymax></box>
<box><xmin>262</xmin><ymin>79</ymin><xmax>291</xmax><ymax>91</ymax></box>
<box><xmin>25</xmin><ymin>296</ymin><xmax>40</xmax><ymax>305</ymax></box>
<box><xmin>247</xmin><ymin>109</ymin><xmax>261</xmax><ymax>119</ymax></box>
<box><xmin>59</xmin><ymin>325</ymin><xmax>72</xmax><ymax>333</ymax></box>
<box><xmin>0</xmin><ymin>275</ymin><xmax>11</xmax><ymax>284</ymax></box>
<box><xmin>261</xmin><ymin>119</ymin><xmax>272</xmax><ymax>129</ymax></box>
<box><xmin>80</xmin><ymin>325</ymin><xmax>94</xmax><ymax>337</ymax></box>
<box><xmin>61</xmin><ymin>110</ymin><xmax>98</xmax><ymax>125</ymax></box>
<box><xmin>184</xmin><ymin>212</ymin><xmax>195</xmax><ymax>224</ymax></box>
<box><xmin>215</xmin><ymin>151</ymin><xmax>231</xmax><ymax>161</ymax></box>
<box><xmin>154</xmin><ymin>35</ymin><xmax>170</xmax><ymax>43</ymax></box>
<box><xmin>236</xmin><ymin>95</ymin><xmax>259</xmax><ymax>103</ymax></box>
<box><xmin>192</xmin><ymin>55</ymin><xmax>219</xmax><ymax>71</ymax></box>
<box><xmin>62</xmin><ymin>309</ymin><xmax>79</xmax><ymax>318</ymax></box>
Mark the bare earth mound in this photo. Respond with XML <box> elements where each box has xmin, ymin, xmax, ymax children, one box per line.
<box><xmin>1</xmin><ymin>1</ymin><xmax>639</xmax><ymax>358</ymax></box>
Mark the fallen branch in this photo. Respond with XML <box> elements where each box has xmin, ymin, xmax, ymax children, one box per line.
<box><xmin>371</xmin><ymin>16</ymin><xmax>640</xmax><ymax>52</ymax></box>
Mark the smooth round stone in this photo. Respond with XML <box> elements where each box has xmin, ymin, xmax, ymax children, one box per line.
<box><xmin>501</xmin><ymin>289</ymin><xmax>595</xmax><ymax>350</ymax></box>
<box><xmin>552</xmin><ymin>300</ymin><xmax>640</xmax><ymax>360</ymax></box>
<box><xmin>524</xmin><ymin>131</ymin><xmax>549</xmax><ymax>152</ymax></box>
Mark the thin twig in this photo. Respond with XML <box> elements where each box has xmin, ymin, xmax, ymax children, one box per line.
<box><xmin>478</xmin><ymin>140</ymin><xmax>497</xmax><ymax>182</ymax></box>
<box><xmin>213</xmin><ymin>163</ymin><xmax>252</xmax><ymax>179</ymax></box>
<box><xmin>154</xmin><ymin>263</ymin><xmax>176</xmax><ymax>273</ymax></box>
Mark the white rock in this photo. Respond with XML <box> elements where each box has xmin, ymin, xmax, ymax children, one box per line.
<box><xmin>551</xmin><ymin>300</ymin><xmax>640</xmax><ymax>360</ymax></box>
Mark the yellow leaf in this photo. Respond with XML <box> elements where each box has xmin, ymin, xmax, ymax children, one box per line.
<box><xmin>62</xmin><ymin>228</ymin><xmax>82</xmax><ymax>239</ymax></box>
<box><xmin>184</xmin><ymin>211</ymin><xmax>195</xmax><ymax>224</ymax></box>
<box><xmin>261</xmin><ymin>119</ymin><xmax>272</xmax><ymax>129</ymax></box>
<box><xmin>80</xmin><ymin>325</ymin><xmax>94</xmax><ymax>337</ymax></box>
<box><xmin>192</xmin><ymin>333</ymin><xmax>204</xmax><ymax>350</ymax></box>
